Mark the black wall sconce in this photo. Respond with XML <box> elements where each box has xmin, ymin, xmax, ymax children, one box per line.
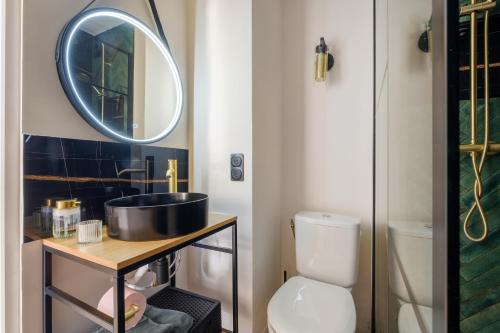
<box><xmin>315</xmin><ymin>37</ymin><xmax>334</xmax><ymax>82</ymax></box>
<box><xmin>418</xmin><ymin>18</ymin><xmax>432</xmax><ymax>53</ymax></box>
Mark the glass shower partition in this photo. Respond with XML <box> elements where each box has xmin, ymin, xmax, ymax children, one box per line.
<box><xmin>375</xmin><ymin>0</ymin><xmax>434</xmax><ymax>331</ymax></box>
<box><xmin>375</xmin><ymin>0</ymin><xmax>500</xmax><ymax>331</ymax></box>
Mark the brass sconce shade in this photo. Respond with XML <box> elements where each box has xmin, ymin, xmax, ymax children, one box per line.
<box><xmin>315</xmin><ymin>37</ymin><xmax>334</xmax><ymax>82</ymax></box>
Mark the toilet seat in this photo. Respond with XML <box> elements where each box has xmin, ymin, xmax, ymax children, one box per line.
<box><xmin>267</xmin><ymin>276</ymin><xmax>356</xmax><ymax>333</ymax></box>
<box><xmin>398</xmin><ymin>303</ymin><xmax>432</xmax><ymax>333</ymax></box>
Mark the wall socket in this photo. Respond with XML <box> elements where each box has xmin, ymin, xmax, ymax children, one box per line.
<box><xmin>230</xmin><ymin>153</ymin><xmax>244</xmax><ymax>181</ymax></box>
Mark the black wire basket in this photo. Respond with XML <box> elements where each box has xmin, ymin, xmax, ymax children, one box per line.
<box><xmin>148</xmin><ymin>286</ymin><xmax>222</xmax><ymax>333</ymax></box>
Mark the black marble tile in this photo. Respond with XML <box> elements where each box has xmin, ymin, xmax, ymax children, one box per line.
<box><xmin>102</xmin><ymin>185</ymin><xmax>124</xmax><ymax>197</ymax></box>
<box><xmin>135</xmin><ymin>146</ymin><xmax>178</xmax><ymax>165</ymax></box>
<box><xmin>24</xmin><ymin>157</ymin><xmax>67</xmax><ymax>177</ymax></box>
<box><xmin>65</xmin><ymin>158</ymin><xmax>100</xmax><ymax>178</ymax></box>
<box><xmin>175</xmin><ymin>149</ymin><xmax>189</xmax><ymax>165</ymax></box>
<box><xmin>152</xmin><ymin>182</ymin><xmax>169</xmax><ymax>194</ymax></box>
<box><xmin>177</xmin><ymin>162</ymin><xmax>188</xmax><ymax>180</ymax></box>
<box><xmin>24</xmin><ymin>135</ymin><xmax>64</xmax><ymax>158</ymax></box>
<box><xmin>97</xmin><ymin>159</ymin><xmax>119</xmax><ymax>183</ymax></box>
<box><xmin>70</xmin><ymin>187</ymin><xmax>107</xmax><ymax>199</ymax></box>
<box><xmin>178</xmin><ymin>183</ymin><xmax>189</xmax><ymax>193</ymax></box>
<box><xmin>61</xmin><ymin>137</ymin><xmax>100</xmax><ymax>159</ymax></box>
<box><xmin>152</xmin><ymin>159</ymin><xmax>167</xmax><ymax>181</ymax></box>
<box><xmin>114</xmin><ymin>159</ymin><xmax>134</xmax><ymax>174</ymax></box>
<box><xmin>65</xmin><ymin>158</ymin><xmax>101</xmax><ymax>189</ymax></box>
<box><xmin>23</xmin><ymin>180</ymin><xmax>71</xmax><ymax>216</ymax></box>
<box><xmin>23</xmin><ymin>135</ymin><xmax>190</xmax><ymax>243</ymax></box>
<box><xmin>121</xmin><ymin>187</ymin><xmax>141</xmax><ymax>197</ymax></box>
<box><xmin>101</xmin><ymin>141</ymin><xmax>131</xmax><ymax>160</ymax></box>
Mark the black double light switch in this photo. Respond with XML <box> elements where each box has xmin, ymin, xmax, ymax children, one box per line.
<box><xmin>230</xmin><ymin>153</ymin><xmax>244</xmax><ymax>181</ymax></box>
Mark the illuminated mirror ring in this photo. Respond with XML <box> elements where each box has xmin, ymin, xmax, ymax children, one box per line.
<box><xmin>56</xmin><ymin>8</ymin><xmax>184</xmax><ymax>144</ymax></box>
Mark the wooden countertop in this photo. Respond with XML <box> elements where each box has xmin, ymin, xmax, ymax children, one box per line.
<box><xmin>42</xmin><ymin>213</ymin><xmax>237</xmax><ymax>271</ymax></box>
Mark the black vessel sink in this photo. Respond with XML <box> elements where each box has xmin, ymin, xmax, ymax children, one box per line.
<box><xmin>105</xmin><ymin>193</ymin><xmax>208</xmax><ymax>241</ymax></box>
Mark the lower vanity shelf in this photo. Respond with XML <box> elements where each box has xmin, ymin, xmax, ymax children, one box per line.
<box><xmin>148</xmin><ymin>286</ymin><xmax>221</xmax><ymax>333</ymax></box>
<box><xmin>42</xmin><ymin>213</ymin><xmax>238</xmax><ymax>333</ymax></box>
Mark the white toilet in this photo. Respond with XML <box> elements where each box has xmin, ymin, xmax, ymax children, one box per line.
<box><xmin>388</xmin><ymin>221</ymin><xmax>433</xmax><ymax>333</ymax></box>
<box><xmin>267</xmin><ymin>211</ymin><xmax>361</xmax><ymax>333</ymax></box>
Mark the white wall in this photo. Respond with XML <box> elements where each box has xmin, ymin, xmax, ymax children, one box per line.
<box><xmin>280</xmin><ymin>0</ymin><xmax>374</xmax><ymax>331</ymax></box>
<box><xmin>387</xmin><ymin>0</ymin><xmax>433</xmax><ymax>222</ymax></box>
<box><xmin>190</xmin><ymin>0</ymin><xmax>254</xmax><ymax>332</ymax></box>
<box><xmin>252</xmin><ymin>0</ymin><xmax>283</xmax><ymax>331</ymax></box>
<box><xmin>375</xmin><ymin>0</ymin><xmax>432</xmax><ymax>330</ymax></box>
<box><xmin>189</xmin><ymin>2</ymin><xmax>284</xmax><ymax>332</ymax></box>
<box><xmin>374</xmin><ymin>0</ymin><xmax>390</xmax><ymax>329</ymax></box>
<box><xmin>0</xmin><ymin>0</ymin><xmax>4</xmax><ymax>325</ymax></box>
<box><xmin>4</xmin><ymin>0</ymin><xmax>23</xmax><ymax>331</ymax></box>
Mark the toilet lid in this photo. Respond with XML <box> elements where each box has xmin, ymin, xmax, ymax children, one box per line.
<box><xmin>398</xmin><ymin>303</ymin><xmax>432</xmax><ymax>333</ymax></box>
<box><xmin>268</xmin><ymin>276</ymin><xmax>356</xmax><ymax>333</ymax></box>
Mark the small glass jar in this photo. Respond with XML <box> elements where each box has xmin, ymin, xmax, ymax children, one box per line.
<box><xmin>52</xmin><ymin>199</ymin><xmax>81</xmax><ymax>238</ymax></box>
<box><xmin>76</xmin><ymin>220</ymin><xmax>103</xmax><ymax>244</ymax></box>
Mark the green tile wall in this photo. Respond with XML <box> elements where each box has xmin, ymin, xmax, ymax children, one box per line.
<box><xmin>459</xmin><ymin>98</ymin><xmax>500</xmax><ymax>333</ymax></box>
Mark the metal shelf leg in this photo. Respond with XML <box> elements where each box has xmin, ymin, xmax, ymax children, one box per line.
<box><xmin>43</xmin><ymin>249</ymin><xmax>53</xmax><ymax>333</ymax></box>
<box><xmin>113</xmin><ymin>275</ymin><xmax>125</xmax><ymax>333</ymax></box>
<box><xmin>232</xmin><ymin>224</ymin><xmax>238</xmax><ymax>333</ymax></box>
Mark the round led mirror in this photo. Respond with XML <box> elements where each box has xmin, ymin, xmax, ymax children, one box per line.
<box><xmin>56</xmin><ymin>8</ymin><xmax>183</xmax><ymax>144</ymax></box>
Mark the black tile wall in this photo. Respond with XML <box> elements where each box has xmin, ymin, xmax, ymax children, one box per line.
<box><xmin>23</xmin><ymin>135</ymin><xmax>189</xmax><ymax>242</ymax></box>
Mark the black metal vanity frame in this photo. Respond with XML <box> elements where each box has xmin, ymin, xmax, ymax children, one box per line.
<box><xmin>42</xmin><ymin>220</ymin><xmax>238</xmax><ymax>333</ymax></box>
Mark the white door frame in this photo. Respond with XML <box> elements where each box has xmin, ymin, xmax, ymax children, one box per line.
<box><xmin>0</xmin><ymin>0</ymin><xmax>6</xmax><ymax>330</ymax></box>
<box><xmin>3</xmin><ymin>0</ymin><xmax>23</xmax><ymax>332</ymax></box>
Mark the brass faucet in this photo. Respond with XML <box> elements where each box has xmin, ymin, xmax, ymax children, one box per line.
<box><xmin>166</xmin><ymin>159</ymin><xmax>178</xmax><ymax>193</ymax></box>
<box><xmin>117</xmin><ymin>160</ymin><xmax>151</xmax><ymax>193</ymax></box>
<box><xmin>117</xmin><ymin>168</ymin><xmax>148</xmax><ymax>177</ymax></box>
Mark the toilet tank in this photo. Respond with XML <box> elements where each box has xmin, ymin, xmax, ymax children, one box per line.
<box><xmin>388</xmin><ymin>221</ymin><xmax>432</xmax><ymax>307</ymax></box>
<box><xmin>295</xmin><ymin>211</ymin><xmax>361</xmax><ymax>288</ymax></box>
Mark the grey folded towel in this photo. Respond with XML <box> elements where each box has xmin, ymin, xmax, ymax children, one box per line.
<box><xmin>93</xmin><ymin>305</ymin><xmax>194</xmax><ymax>333</ymax></box>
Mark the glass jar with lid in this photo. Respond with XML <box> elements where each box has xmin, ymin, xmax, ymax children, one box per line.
<box><xmin>41</xmin><ymin>198</ymin><xmax>61</xmax><ymax>233</ymax></box>
<box><xmin>52</xmin><ymin>199</ymin><xmax>81</xmax><ymax>238</ymax></box>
